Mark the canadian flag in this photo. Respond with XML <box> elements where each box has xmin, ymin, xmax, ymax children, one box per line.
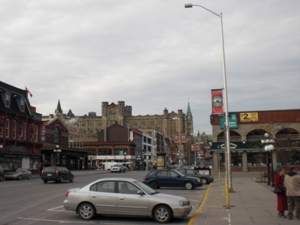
<box><xmin>25</xmin><ymin>87</ymin><xmax>33</xmax><ymax>97</ymax></box>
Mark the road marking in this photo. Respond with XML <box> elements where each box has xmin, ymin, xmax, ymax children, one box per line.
<box><xmin>188</xmin><ymin>183</ymin><xmax>212</xmax><ymax>225</ymax></box>
<box><xmin>17</xmin><ymin>217</ymin><xmax>143</xmax><ymax>224</ymax></box>
<box><xmin>189</xmin><ymin>199</ymin><xmax>201</xmax><ymax>203</ymax></box>
<box><xmin>17</xmin><ymin>217</ymin><xmax>89</xmax><ymax>224</ymax></box>
<box><xmin>48</xmin><ymin>205</ymin><xmax>64</xmax><ymax>211</ymax></box>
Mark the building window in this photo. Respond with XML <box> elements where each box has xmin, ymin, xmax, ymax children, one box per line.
<box><xmin>89</xmin><ymin>123</ymin><xmax>94</xmax><ymax>127</ymax></box>
<box><xmin>82</xmin><ymin>123</ymin><xmax>85</xmax><ymax>127</ymax></box>
<box><xmin>13</xmin><ymin>121</ymin><xmax>17</xmax><ymax>139</ymax></box>
<box><xmin>21</xmin><ymin>99</ymin><xmax>25</xmax><ymax>112</ymax></box>
<box><xmin>54</xmin><ymin>126</ymin><xmax>60</xmax><ymax>143</ymax></box>
<box><xmin>5</xmin><ymin>94</ymin><xmax>10</xmax><ymax>108</ymax></box>
<box><xmin>23</xmin><ymin>123</ymin><xmax>27</xmax><ymax>140</ymax></box>
<box><xmin>35</xmin><ymin>125</ymin><xmax>38</xmax><ymax>142</ymax></box>
<box><xmin>98</xmin><ymin>121</ymin><xmax>102</xmax><ymax>127</ymax></box>
<box><xmin>109</xmin><ymin>111</ymin><xmax>116</xmax><ymax>121</ymax></box>
<box><xmin>89</xmin><ymin>129</ymin><xmax>94</xmax><ymax>134</ymax></box>
<box><xmin>5</xmin><ymin>119</ymin><xmax>10</xmax><ymax>137</ymax></box>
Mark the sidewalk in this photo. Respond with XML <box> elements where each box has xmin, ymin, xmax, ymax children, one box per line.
<box><xmin>192</xmin><ymin>172</ymin><xmax>297</xmax><ymax>225</ymax></box>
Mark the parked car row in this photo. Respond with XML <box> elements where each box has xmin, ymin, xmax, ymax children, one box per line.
<box><xmin>0</xmin><ymin>166</ymin><xmax>32</xmax><ymax>181</ymax></box>
<box><xmin>0</xmin><ymin>164</ymin><xmax>208</xmax><ymax>223</ymax></box>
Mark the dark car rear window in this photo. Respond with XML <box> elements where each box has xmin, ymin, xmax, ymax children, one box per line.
<box><xmin>43</xmin><ymin>167</ymin><xmax>56</xmax><ymax>173</ymax></box>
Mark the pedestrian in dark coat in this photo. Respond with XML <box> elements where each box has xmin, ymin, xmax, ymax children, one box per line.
<box><xmin>274</xmin><ymin>167</ymin><xmax>288</xmax><ymax>218</ymax></box>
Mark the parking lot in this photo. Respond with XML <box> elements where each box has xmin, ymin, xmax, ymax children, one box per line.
<box><xmin>0</xmin><ymin>170</ymin><xmax>207</xmax><ymax>225</ymax></box>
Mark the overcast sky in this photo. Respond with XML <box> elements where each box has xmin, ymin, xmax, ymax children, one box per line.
<box><xmin>1</xmin><ymin>0</ymin><xmax>299</xmax><ymax>135</ymax></box>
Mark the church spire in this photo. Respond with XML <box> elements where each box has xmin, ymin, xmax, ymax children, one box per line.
<box><xmin>55</xmin><ymin>99</ymin><xmax>63</xmax><ymax>115</ymax></box>
<box><xmin>187</xmin><ymin>101</ymin><xmax>192</xmax><ymax>116</ymax></box>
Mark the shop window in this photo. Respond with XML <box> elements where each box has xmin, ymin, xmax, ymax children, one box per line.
<box><xmin>247</xmin><ymin>152</ymin><xmax>266</xmax><ymax>167</ymax></box>
<box><xmin>231</xmin><ymin>152</ymin><xmax>243</xmax><ymax>167</ymax></box>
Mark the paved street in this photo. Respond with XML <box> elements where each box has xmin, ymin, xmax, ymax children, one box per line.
<box><xmin>0</xmin><ymin>170</ymin><xmax>207</xmax><ymax>225</ymax></box>
<box><xmin>2</xmin><ymin>170</ymin><xmax>299</xmax><ymax>225</ymax></box>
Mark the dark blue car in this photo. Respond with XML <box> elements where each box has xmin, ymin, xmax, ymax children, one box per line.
<box><xmin>143</xmin><ymin>169</ymin><xmax>203</xmax><ymax>190</ymax></box>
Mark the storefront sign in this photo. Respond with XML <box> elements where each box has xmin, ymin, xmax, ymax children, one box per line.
<box><xmin>220</xmin><ymin>114</ymin><xmax>238</xmax><ymax>129</ymax></box>
<box><xmin>240</xmin><ymin>112</ymin><xmax>258</xmax><ymax>122</ymax></box>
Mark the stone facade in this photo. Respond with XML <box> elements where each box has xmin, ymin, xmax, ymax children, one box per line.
<box><xmin>210</xmin><ymin>109</ymin><xmax>300</xmax><ymax>173</ymax></box>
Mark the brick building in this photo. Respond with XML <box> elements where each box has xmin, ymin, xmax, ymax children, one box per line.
<box><xmin>0</xmin><ymin>81</ymin><xmax>43</xmax><ymax>174</ymax></box>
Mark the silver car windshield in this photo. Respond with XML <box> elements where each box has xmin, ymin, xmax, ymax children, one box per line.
<box><xmin>133</xmin><ymin>180</ymin><xmax>156</xmax><ymax>194</ymax></box>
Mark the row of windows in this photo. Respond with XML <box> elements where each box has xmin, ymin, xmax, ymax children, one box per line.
<box><xmin>78</xmin><ymin>119</ymin><xmax>164</xmax><ymax>128</ymax></box>
<box><xmin>0</xmin><ymin>119</ymin><xmax>38</xmax><ymax>142</ymax></box>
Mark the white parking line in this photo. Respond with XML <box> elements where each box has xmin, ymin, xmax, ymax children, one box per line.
<box><xmin>17</xmin><ymin>217</ymin><xmax>89</xmax><ymax>224</ymax></box>
<box><xmin>47</xmin><ymin>205</ymin><xmax>65</xmax><ymax>211</ymax></box>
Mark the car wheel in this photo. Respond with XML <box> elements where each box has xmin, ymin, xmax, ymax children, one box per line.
<box><xmin>153</xmin><ymin>205</ymin><xmax>172</xmax><ymax>223</ymax></box>
<box><xmin>201</xmin><ymin>178</ymin><xmax>208</xmax><ymax>184</ymax></box>
<box><xmin>44</xmin><ymin>180</ymin><xmax>48</xmax><ymax>183</ymax></box>
<box><xmin>78</xmin><ymin>203</ymin><xmax>95</xmax><ymax>220</ymax></box>
<box><xmin>27</xmin><ymin>175</ymin><xmax>31</xmax><ymax>180</ymax></box>
<box><xmin>150</xmin><ymin>181</ymin><xmax>158</xmax><ymax>189</ymax></box>
<box><xmin>184</xmin><ymin>181</ymin><xmax>193</xmax><ymax>190</ymax></box>
<box><xmin>70</xmin><ymin>176</ymin><xmax>74</xmax><ymax>183</ymax></box>
<box><xmin>0</xmin><ymin>175</ymin><xmax>3</xmax><ymax>182</ymax></box>
<box><xmin>19</xmin><ymin>176</ymin><xmax>22</xmax><ymax>180</ymax></box>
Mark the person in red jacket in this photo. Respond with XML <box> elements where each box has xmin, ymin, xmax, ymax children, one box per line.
<box><xmin>274</xmin><ymin>167</ymin><xmax>288</xmax><ymax>218</ymax></box>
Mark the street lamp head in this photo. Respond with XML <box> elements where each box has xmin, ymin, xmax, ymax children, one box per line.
<box><xmin>185</xmin><ymin>3</ymin><xmax>193</xmax><ymax>8</ymax></box>
<box><xmin>264</xmin><ymin>133</ymin><xmax>270</xmax><ymax>138</ymax></box>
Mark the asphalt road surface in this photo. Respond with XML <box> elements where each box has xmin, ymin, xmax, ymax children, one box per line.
<box><xmin>0</xmin><ymin>170</ymin><xmax>207</xmax><ymax>225</ymax></box>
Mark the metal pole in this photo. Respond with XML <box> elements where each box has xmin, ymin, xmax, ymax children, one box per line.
<box><xmin>220</xmin><ymin>13</ymin><xmax>232</xmax><ymax>192</ymax></box>
<box><xmin>185</xmin><ymin>4</ymin><xmax>231</xmax><ymax>208</ymax></box>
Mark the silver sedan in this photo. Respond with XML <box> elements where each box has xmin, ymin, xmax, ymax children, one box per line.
<box><xmin>5</xmin><ymin>168</ymin><xmax>32</xmax><ymax>180</ymax></box>
<box><xmin>63</xmin><ymin>177</ymin><xmax>192</xmax><ymax>223</ymax></box>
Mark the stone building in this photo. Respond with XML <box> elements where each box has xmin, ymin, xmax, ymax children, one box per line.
<box><xmin>44</xmin><ymin>100</ymin><xmax>194</xmax><ymax>164</ymax></box>
<box><xmin>210</xmin><ymin>109</ymin><xmax>300</xmax><ymax>173</ymax></box>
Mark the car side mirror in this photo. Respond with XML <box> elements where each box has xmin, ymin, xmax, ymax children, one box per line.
<box><xmin>137</xmin><ymin>190</ymin><xmax>144</xmax><ymax>195</ymax></box>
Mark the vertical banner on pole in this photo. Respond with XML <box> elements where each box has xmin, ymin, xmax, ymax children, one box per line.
<box><xmin>211</xmin><ymin>89</ymin><xmax>224</xmax><ymax>115</ymax></box>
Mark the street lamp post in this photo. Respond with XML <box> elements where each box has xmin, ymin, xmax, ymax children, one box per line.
<box><xmin>185</xmin><ymin>3</ymin><xmax>232</xmax><ymax>207</ymax></box>
<box><xmin>261</xmin><ymin>133</ymin><xmax>275</xmax><ymax>186</ymax></box>
<box><xmin>124</xmin><ymin>152</ymin><xmax>127</xmax><ymax>163</ymax></box>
